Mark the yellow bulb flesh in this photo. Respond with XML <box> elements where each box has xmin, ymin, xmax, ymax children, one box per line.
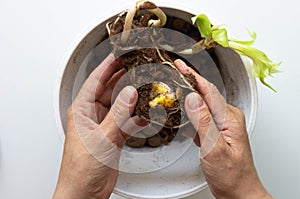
<box><xmin>149</xmin><ymin>82</ymin><xmax>176</xmax><ymax>108</ymax></box>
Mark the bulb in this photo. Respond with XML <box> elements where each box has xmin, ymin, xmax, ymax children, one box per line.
<box><xmin>149</xmin><ymin>82</ymin><xmax>176</xmax><ymax>108</ymax></box>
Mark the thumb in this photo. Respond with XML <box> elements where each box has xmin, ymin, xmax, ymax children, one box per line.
<box><xmin>100</xmin><ymin>86</ymin><xmax>137</xmax><ymax>142</ymax></box>
<box><xmin>185</xmin><ymin>92</ymin><xmax>220</xmax><ymax>157</ymax></box>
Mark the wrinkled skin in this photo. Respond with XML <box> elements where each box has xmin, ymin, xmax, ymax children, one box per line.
<box><xmin>175</xmin><ymin>59</ymin><xmax>272</xmax><ymax>199</ymax></box>
<box><xmin>53</xmin><ymin>54</ymin><xmax>146</xmax><ymax>199</ymax></box>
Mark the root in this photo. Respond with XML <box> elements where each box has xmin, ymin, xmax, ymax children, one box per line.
<box><xmin>172</xmin><ymin>80</ymin><xmax>194</xmax><ymax>90</ymax></box>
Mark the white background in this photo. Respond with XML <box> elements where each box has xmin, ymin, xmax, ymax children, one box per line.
<box><xmin>0</xmin><ymin>0</ymin><xmax>299</xmax><ymax>198</ymax></box>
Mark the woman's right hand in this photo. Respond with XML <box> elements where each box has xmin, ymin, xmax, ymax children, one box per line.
<box><xmin>175</xmin><ymin>59</ymin><xmax>272</xmax><ymax>199</ymax></box>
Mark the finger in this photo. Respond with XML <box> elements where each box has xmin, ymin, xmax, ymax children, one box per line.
<box><xmin>107</xmin><ymin>68</ymin><xmax>127</xmax><ymax>88</ymax></box>
<box><xmin>95</xmin><ymin>70</ymin><xmax>126</xmax><ymax>122</ymax></box>
<box><xmin>193</xmin><ymin>135</ymin><xmax>200</xmax><ymax>147</ymax></box>
<box><xmin>185</xmin><ymin>92</ymin><xmax>220</xmax><ymax>158</ymax></box>
<box><xmin>181</xmin><ymin>124</ymin><xmax>197</xmax><ymax>138</ymax></box>
<box><xmin>99</xmin><ymin>86</ymin><xmax>138</xmax><ymax>146</ymax></box>
<box><xmin>95</xmin><ymin>102</ymin><xmax>109</xmax><ymax>123</ymax></box>
<box><xmin>174</xmin><ymin>59</ymin><xmax>226</xmax><ymax>129</ymax></box>
<box><xmin>181</xmin><ymin>125</ymin><xmax>200</xmax><ymax>147</ymax></box>
<box><xmin>174</xmin><ymin>59</ymin><xmax>214</xmax><ymax>96</ymax></box>
<box><xmin>121</xmin><ymin>116</ymin><xmax>148</xmax><ymax>139</ymax></box>
<box><xmin>97</xmin><ymin>68</ymin><xmax>127</xmax><ymax>107</ymax></box>
<box><xmin>77</xmin><ymin>53</ymin><xmax>119</xmax><ymax>103</ymax></box>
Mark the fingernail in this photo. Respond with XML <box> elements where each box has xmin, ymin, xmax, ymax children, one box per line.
<box><xmin>119</xmin><ymin>86</ymin><xmax>136</xmax><ymax>105</ymax></box>
<box><xmin>187</xmin><ymin>93</ymin><xmax>203</xmax><ymax>110</ymax></box>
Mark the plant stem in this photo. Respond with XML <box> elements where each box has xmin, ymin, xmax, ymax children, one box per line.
<box><xmin>121</xmin><ymin>8</ymin><xmax>137</xmax><ymax>45</ymax></box>
<box><xmin>147</xmin><ymin>8</ymin><xmax>167</xmax><ymax>27</ymax></box>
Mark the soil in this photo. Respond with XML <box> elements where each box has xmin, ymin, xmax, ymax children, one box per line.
<box><xmin>107</xmin><ymin>7</ymin><xmax>199</xmax><ymax>146</ymax></box>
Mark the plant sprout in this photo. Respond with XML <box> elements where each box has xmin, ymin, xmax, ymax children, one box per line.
<box><xmin>192</xmin><ymin>14</ymin><xmax>281</xmax><ymax>92</ymax></box>
<box><xmin>107</xmin><ymin>0</ymin><xmax>195</xmax><ymax>93</ymax></box>
<box><xmin>121</xmin><ymin>0</ymin><xmax>167</xmax><ymax>44</ymax></box>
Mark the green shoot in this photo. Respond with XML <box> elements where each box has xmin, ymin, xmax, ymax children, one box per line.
<box><xmin>192</xmin><ymin>14</ymin><xmax>281</xmax><ymax>92</ymax></box>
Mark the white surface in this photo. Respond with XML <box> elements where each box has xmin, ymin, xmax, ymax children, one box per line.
<box><xmin>0</xmin><ymin>0</ymin><xmax>299</xmax><ymax>199</ymax></box>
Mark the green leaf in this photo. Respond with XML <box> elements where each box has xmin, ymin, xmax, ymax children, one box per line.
<box><xmin>230</xmin><ymin>29</ymin><xmax>257</xmax><ymax>46</ymax></box>
<box><xmin>192</xmin><ymin>13</ymin><xmax>281</xmax><ymax>92</ymax></box>
<box><xmin>192</xmin><ymin>14</ymin><xmax>212</xmax><ymax>38</ymax></box>
<box><xmin>259</xmin><ymin>77</ymin><xmax>276</xmax><ymax>92</ymax></box>
<box><xmin>212</xmin><ymin>28</ymin><xmax>229</xmax><ymax>47</ymax></box>
<box><xmin>228</xmin><ymin>41</ymin><xmax>281</xmax><ymax>92</ymax></box>
<box><xmin>212</xmin><ymin>24</ymin><xmax>225</xmax><ymax>31</ymax></box>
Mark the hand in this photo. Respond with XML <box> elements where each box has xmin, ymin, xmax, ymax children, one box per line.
<box><xmin>174</xmin><ymin>59</ymin><xmax>272</xmax><ymax>199</ymax></box>
<box><xmin>53</xmin><ymin>54</ymin><xmax>145</xmax><ymax>199</ymax></box>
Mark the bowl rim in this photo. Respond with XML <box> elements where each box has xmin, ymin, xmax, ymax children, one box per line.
<box><xmin>53</xmin><ymin>3</ymin><xmax>258</xmax><ymax>199</ymax></box>
<box><xmin>113</xmin><ymin>181</ymin><xmax>208</xmax><ymax>199</ymax></box>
